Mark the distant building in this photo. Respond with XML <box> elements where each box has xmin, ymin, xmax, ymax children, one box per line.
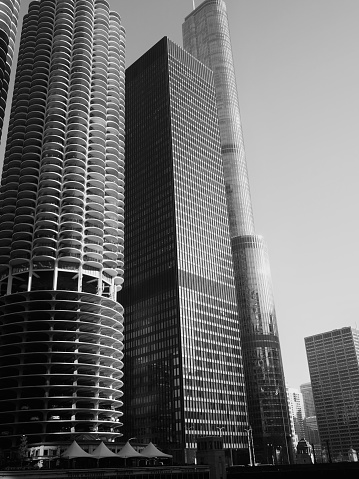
<box><xmin>286</xmin><ymin>387</ymin><xmax>305</xmax><ymax>444</ymax></box>
<box><xmin>303</xmin><ymin>416</ymin><xmax>320</xmax><ymax>448</ymax></box>
<box><xmin>300</xmin><ymin>382</ymin><xmax>316</xmax><ymax>418</ymax></box>
<box><xmin>305</xmin><ymin>327</ymin><xmax>359</xmax><ymax>461</ymax></box>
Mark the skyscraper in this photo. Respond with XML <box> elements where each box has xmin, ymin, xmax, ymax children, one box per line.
<box><xmin>300</xmin><ymin>382</ymin><xmax>320</xmax><ymax>451</ymax></box>
<box><xmin>300</xmin><ymin>382</ymin><xmax>316</xmax><ymax>418</ymax></box>
<box><xmin>0</xmin><ymin>0</ymin><xmax>125</xmax><ymax>452</ymax></box>
<box><xmin>305</xmin><ymin>327</ymin><xmax>359</xmax><ymax>460</ymax></box>
<box><xmin>286</xmin><ymin>386</ymin><xmax>305</xmax><ymax>445</ymax></box>
<box><xmin>0</xmin><ymin>0</ymin><xmax>20</xmax><ymax>139</ymax></box>
<box><xmin>183</xmin><ymin>0</ymin><xmax>291</xmax><ymax>462</ymax></box>
<box><xmin>121</xmin><ymin>36</ymin><xmax>248</xmax><ymax>464</ymax></box>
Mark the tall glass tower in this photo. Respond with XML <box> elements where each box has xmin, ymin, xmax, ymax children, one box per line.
<box><xmin>183</xmin><ymin>0</ymin><xmax>291</xmax><ymax>462</ymax></box>
<box><xmin>0</xmin><ymin>0</ymin><xmax>125</xmax><ymax>451</ymax></box>
<box><xmin>121</xmin><ymin>37</ymin><xmax>248</xmax><ymax>464</ymax></box>
<box><xmin>0</xmin><ymin>0</ymin><xmax>20</xmax><ymax>139</ymax></box>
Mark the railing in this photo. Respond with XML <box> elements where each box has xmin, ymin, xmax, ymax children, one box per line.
<box><xmin>34</xmin><ymin>242</ymin><xmax>56</xmax><ymax>248</ymax></box>
<box><xmin>33</xmin><ymin>250</ymin><xmax>56</xmax><ymax>258</ymax></box>
<box><xmin>61</xmin><ymin>217</ymin><xmax>83</xmax><ymax>224</ymax></box>
<box><xmin>58</xmin><ymin>261</ymin><xmax>79</xmax><ymax>271</ymax></box>
<box><xmin>85</xmin><ymin>238</ymin><xmax>103</xmax><ymax>246</ymax></box>
<box><xmin>84</xmin><ymin>247</ymin><xmax>101</xmax><ymax>255</ymax></box>
<box><xmin>60</xmin><ymin>226</ymin><xmax>82</xmax><ymax>232</ymax></box>
<box><xmin>83</xmin><ymin>256</ymin><xmax>102</xmax><ymax>264</ymax></box>
<box><xmin>33</xmin><ymin>261</ymin><xmax>53</xmax><ymax>270</ymax></box>
<box><xmin>59</xmin><ymin>252</ymin><xmax>81</xmax><ymax>259</ymax></box>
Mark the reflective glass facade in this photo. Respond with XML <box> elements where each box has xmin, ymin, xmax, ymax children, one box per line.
<box><xmin>305</xmin><ymin>327</ymin><xmax>359</xmax><ymax>460</ymax></box>
<box><xmin>183</xmin><ymin>0</ymin><xmax>291</xmax><ymax>462</ymax></box>
<box><xmin>0</xmin><ymin>0</ymin><xmax>20</xmax><ymax>138</ymax></box>
<box><xmin>231</xmin><ymin>236</ymin><xmax>290</xmax><ymax>460</ymax></box>
<box><xmin>121</xmin><ymin>37</ymin><xmax>248</xmax><ymax>464</ymax></box>
<box><xmin>300</xmin><ymin>382</ymin><xmax>316</xmax><ymax>418</ymax></box>
<box><xmin>0</xmin><ymin>0</ymin><xmax>125</xmax><ymax>449</ymax></box>
<box><xmin>183</xmin><ymin>0</ymin><xmax>253</xmax><ymax>238</ymax></box>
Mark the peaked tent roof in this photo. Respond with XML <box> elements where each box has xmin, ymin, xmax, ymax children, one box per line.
<box><xmin>141</xmin><ymin>442</ymin><xmax>173</xmax><ymax>458</ymax></box>
<box><xmin>117</xmin><ymin>441</ymin><xmax>145</xmax><ymax>458</ymax></box>
<box><xmin>61</xmin><ymin>440</ymin><xmax>94</xmax><ymax>459</ymax></box>
<box><xmin>91</xmin><ymin>441</ymin><xmax>119</xmax><ymax>459</ymax></box>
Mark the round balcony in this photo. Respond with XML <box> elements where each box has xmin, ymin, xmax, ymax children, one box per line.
<box><xmin>83</xmin><ymin>255</ymin><xmax>102</xmax><ymax>270</ymax></box>
<box><xmin>61</xmin><ymin>192</ymin><xmax>84</xmax><ymax>208</ymax></box>
<box><xmin>102</xmin><ymin>257</ymin><xmax>117</xmax><ymax>270</ymax></box>
<box><xmin>66</xmin><ymin>121</ymin><xmax>88</xmax><ymax>138</ymax></box>
<box><xmin>12</xmin><ymin>222</ymin><xmax>33</xmax><ymax>235</ymax></box>
<box><xmin>9</xmin><ymin>251</ymin><xmax>31</xmax><ymax>266</ymax></box>
<box><xmin>59</xmin><ymin>223</ymin><xmax>83</xmax><ymax>237</ymax></box>
<box><xmin>38</xmin><ymin>178</ymin><xmax>62</xmax><ymax>193</ymax></box>
<box><xmin>83</xmin><ymin>247</ymin><xmax>102</xmax><ymax>263</ymax></box>
<box><xmin>35</xmin><ymin>217</ymin><xmax>58</xmax><ymax>234</ymax></box>
<box><xmin>63</xmin><ymin>158</ymin><xmax>86</xmax><ymax>175</ymax></box>
<box><xmin>103</xmin><ymin>249</ymin><xmax>117</xmax><ymax>262</ymax></box>
<box><xmin>62</xmin><ymin>188</ymin><xmax>85</xmax><ymax>202</ymax></box>
<box><xmin>64</xmin><ymin>142</ymin><xmax>87</xmax><ymax>158</ymax></box>
<box><xmin>16</xmin><ymin>196</ymin><xmax>36</xmax><ymax>209</ymax></box>
<box><xmin>58</xmin><ymin>249</ymin><xmax>81</xmax><ymax>264</ymax></box>
<box><xmin>32</xmin><ymin>249</ymin><xmax>57</xmax><ymax>266</ymax></box>
<box><xmin>11</xmin><ymin>239</ymin><xmax>32</xmax><ymax>252</ymax></box>
<box><xmin>60</xmin><ymin>203</ymin><xmax>84</xmax><ymax>217</ymax></box>
<box><xmin>88</xmin><ymin>164</ymin><xmax>105</xmax><ymax>178</ymax></box>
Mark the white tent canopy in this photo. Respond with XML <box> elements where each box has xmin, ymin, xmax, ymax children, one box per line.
<box><xmin>141</xmin><ymin>442</ymin><xmax>173</xmax><ymax>458</ymax></box>
<box><xmin>117</xmin><ymin>441</ymin><xmax>145</xmax><ymax>458</ymax></box>
<box><xmin>61</xmin><ymin>441</ymin><xmax>94</xmax><ymax>459</ymax></box>
<box><xmin>91</xmin><ymin>441</ymin><xmax>119</xmax><ymax>459</ymax></box>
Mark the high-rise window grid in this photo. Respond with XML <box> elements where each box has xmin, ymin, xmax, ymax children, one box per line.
<box><xmin>122</xmin><ymin>37</ymin><xmax>247</xmax><ymax>463</ymax></box>
<box><xmin>305</xmin><ymin>327</ymin><xmax>359</xmax><ymax>460</ymax></box>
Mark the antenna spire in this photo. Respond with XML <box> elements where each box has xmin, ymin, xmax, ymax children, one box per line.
<box><xmin>193</xmin><ymin>0</ymin><xmax>196</xmax><ymax>10</ymax></box>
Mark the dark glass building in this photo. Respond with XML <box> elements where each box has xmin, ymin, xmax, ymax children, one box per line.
<box><xmin>183</xmin><ymin>0</ymin><xmax>291</xmax><ymax>462</ymax></box>
<box><xmin>0</xmin><ymin>0</ymin><xmax>126</xmax><ymax>453</ymax></box>
<box><xmin>0</xmin><ymin>0</ymin><xmax>20</xmax><ymax>139</ymax></box>
<box><xmin>121</xmin><ymin>37</ymin><xmax>248</xmax><ymax>464</ymax></box>
<box><xmin>305</xmin><ymin>327</ymin><xmax>359</xmax><ymax>460</ymax></box>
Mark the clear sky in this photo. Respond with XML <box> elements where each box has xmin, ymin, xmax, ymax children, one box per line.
<box><xmin>12</xmin><ymin>0</ymin><xmax>359</xmax><ymax>390</ymax></box>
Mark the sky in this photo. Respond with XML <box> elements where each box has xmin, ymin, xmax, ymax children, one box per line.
<box><xmin>12</xmin><ymin>0</ymin><xmax>359</xmax><ymax>389</ymax></box>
